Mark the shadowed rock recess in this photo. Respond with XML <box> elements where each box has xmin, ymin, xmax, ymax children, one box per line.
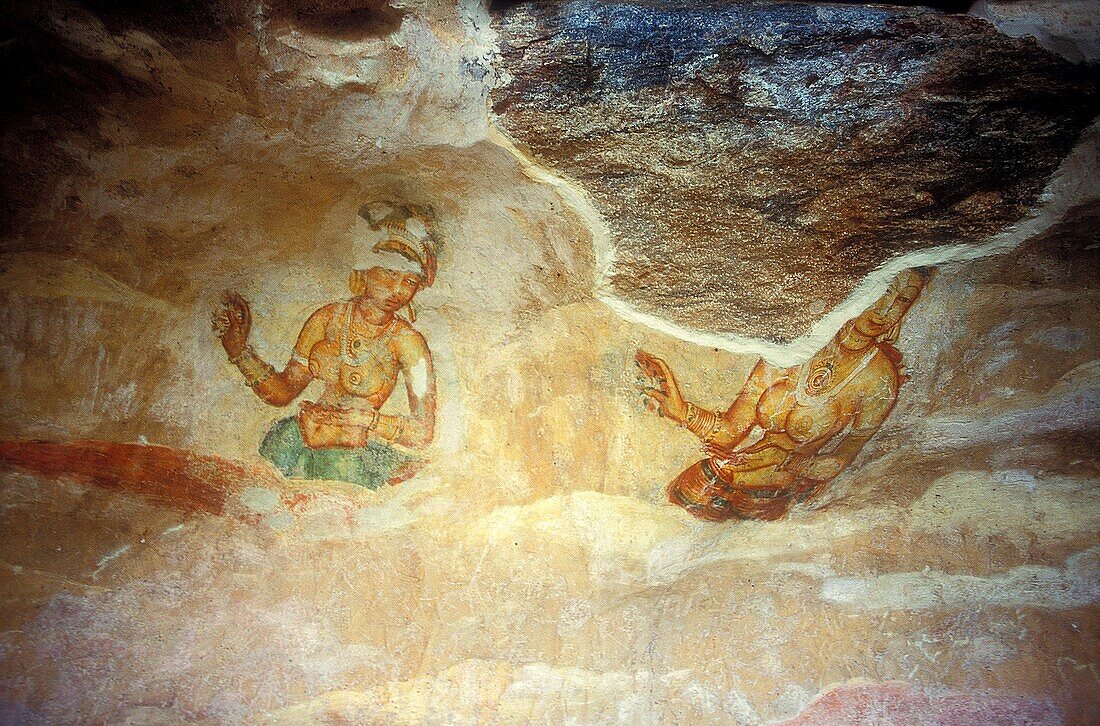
<box><xmin>492</xmin><ymin>1</ymin><xmax>1100</xmax><ymax>342</ymax></box>
<box><xmin>1</xmin><ymin>0</ymin><xmax>1099</xmax><ymax>723</ymax></box>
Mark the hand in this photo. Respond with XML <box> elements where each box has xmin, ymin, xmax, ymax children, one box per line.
<box><xmin>635</xmin><ymin>349</ymin><xmax>688</xmax><ymax>422</ymax></box>
<box><xmin>213</xmin><ymin>291</ymin><xmax>251</xmax><ymax>359</ymax></box>
<box><xmin>780</xmin><ymin>451</ymin><xmax>814</xmax><ymax>477</ymax></box>
<box><xmin>299</xmin><ymin>402</ymin><xmax>377</xmax><ymax>429</ymax></box>
<box><xmin>703</xmin><ymin>442</ymin><xmax>746</xmax><ymax>468</ymax></box>
<box><xmin>798</xmin><ymin>456</ymin><xmax>843</xmax><ymax>482</ymax></box>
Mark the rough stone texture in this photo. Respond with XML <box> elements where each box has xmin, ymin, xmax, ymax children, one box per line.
<box><xmin>0</xmin><ymin>1</ymin><xmax>1098</xmax><ymax>723</ymax></box>
<box><xmin>493</xmin><ymin>1</ymin><xmax>1100</xmax><ymax>342</ymax></box>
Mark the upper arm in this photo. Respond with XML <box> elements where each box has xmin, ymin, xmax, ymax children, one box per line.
<box><xmin>292</xmin><ymin>305</ymin><xmax>335</xmax><ymax>363</ymax></box>
<box><xmin>398</xmin><ymin>330</ymin><xmax>436</xmax><ymax>415</ymax></box>
<box><xmin>851</xmin><ymin>361</ymin><xmax>900</xmax><ymax>436</ymax></box>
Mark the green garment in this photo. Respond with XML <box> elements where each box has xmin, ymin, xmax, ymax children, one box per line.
<box><xmin>259</xmin><ymin>417</ymin><xmax>416</xmax><ymax>490</ymax></box>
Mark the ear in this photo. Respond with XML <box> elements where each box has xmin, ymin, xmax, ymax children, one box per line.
<box><xmin>349</xmin><ymin>270</ymin><xmax>367</xmax><ymax>296</ymax></box>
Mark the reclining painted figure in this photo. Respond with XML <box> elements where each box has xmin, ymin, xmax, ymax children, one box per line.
<box><xmin>213</xmin><ymin>202</ymin><xmax>438</xmax><ymax>489</ymax></box>
<box><xmin>636</xmin><ymin>267</ymin><xmax>932</xmax><ymax>522</ymax></box>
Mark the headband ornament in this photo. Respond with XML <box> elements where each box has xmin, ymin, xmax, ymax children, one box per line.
<box><xmin>357</xmin><ymin>201</ymin><xmax>439</xmax><ymax>287</ymax></box>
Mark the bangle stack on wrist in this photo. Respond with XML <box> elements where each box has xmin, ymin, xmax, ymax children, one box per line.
<box><xmin>230</xmin><ymin>346</ymin><xmax>275</xmax><ymax>388</ymax></box>
<box><xmin>372</xmin><ymin>414</ymin><xmax>404</xmax><ymax>443</ymax></box>
<box><xmin>683</xmin><ymin>403</ymin><xmax>720</xmax><ymax>443</ymax></box>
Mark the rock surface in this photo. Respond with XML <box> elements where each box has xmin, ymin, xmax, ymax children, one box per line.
<box><xmin>0</xmin><ymin>0</ymin><xmax>1097</xmax><ymax>723</ymax></box>
<box><xmin>493</xmin><ymin>1</ymin><xmax>1100</xmax><ymax>342</ymax></box>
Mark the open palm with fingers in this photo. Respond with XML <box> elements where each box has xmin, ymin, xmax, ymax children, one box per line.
<box><xmin>213</xmin><ymin>290</ymin><xmax>251</xmax><ymax>359</ymax></box>
<box><xmin>635</xmin><ymin>349</ymin><xmax>688</xmax><ymax>422</ymax></box>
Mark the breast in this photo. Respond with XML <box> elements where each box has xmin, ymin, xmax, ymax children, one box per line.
<box><xmin>757</xmin><ymin>377</ymin><xmax>851</xmax><ymax>444</ymax></box>
<box><xmin>756</xmin><ymin>379</ymin><xmax>794</xmax><ymax>432</ymax></box>
<box><xmin>784</xmin><ymin>399</ymin><xmax>846</xmax><ymax>444</ymax></box>
<box><xmin>338</xmin><ymin>342</ymin><xmax>399</xmax><ymax>401</ymax></box>
<box><xmin>308</xmin><ymin>339</ymin><xmax>341</xmax><ymax>383</ymax></box>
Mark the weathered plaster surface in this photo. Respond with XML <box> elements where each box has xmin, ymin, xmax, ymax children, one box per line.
<box><xmin>0</xmin><ymin>1</ymin><xmax>1097</xmax><ymax>723</ymax></box>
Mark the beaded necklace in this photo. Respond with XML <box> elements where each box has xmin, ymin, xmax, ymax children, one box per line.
<box><xmin>794</xmin><ymin>343</ymin><xmax>879</xmax><ymax>405</ymax></box>
<box><xmin>338</xmin><ymin>301</ymin><xmax>398</xmax><ymax>368</ymax></box>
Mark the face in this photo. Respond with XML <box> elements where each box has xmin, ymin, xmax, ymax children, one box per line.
<box><xmin>854</xmin><ymin>271</ymin><xmax>926</xmax><ymax>339</ymax></box>
<box><xmin>359</xmin><ymin>266</ymin><xmax>423</xmax><ymax>312</ymax></box>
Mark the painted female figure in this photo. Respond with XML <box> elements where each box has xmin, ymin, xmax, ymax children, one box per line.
<box><xmin>637</xmin><ymin>268</ymin><xmax>931</xmax><ymax>521</ymax></box>
<box><xmin>214</xmin><ymin>203</ymin><xmax>438</xmax><ymax>489</ymax></box>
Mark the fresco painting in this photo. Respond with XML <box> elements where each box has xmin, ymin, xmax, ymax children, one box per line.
<box><xmin>214</xmin><ymin>202</ymin><xmax>439</xmax><ymax>489</ymax></box>
<box><xmin>637</xmin><ymin>268</ymin><xmax>931</xmax><ymax>522</ymax></box>
<box><xmin>0</xmin><ymin>0</ymin><xmax>1098</xmax><ymax>723</ymax></box>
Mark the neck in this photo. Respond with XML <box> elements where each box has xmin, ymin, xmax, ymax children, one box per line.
<box><xmin>353</xmin><ymin>297</ymin><xmax>392</xmax><ymax>326</ymax></box>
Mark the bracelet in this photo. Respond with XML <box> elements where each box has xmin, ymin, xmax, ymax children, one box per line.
<box><xmin>230</xmin><ymin>346</ymin><xmax>275</xmax><ymax>388</ymax></box>
<box><xmin>683</xmin><ymin>403</ymin><xmax>720</xmax><ymax>443</ymax></box>
<box><xmin>373</xmin><ymin>414</ymin><xmax>404</xmax><ymax>443</ymax></box>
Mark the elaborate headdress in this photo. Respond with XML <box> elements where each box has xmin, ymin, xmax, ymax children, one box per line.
<box><xmin>357</xmin><ymin>201</ymin><xmax>439</xmax><ymax>287</ymax></box>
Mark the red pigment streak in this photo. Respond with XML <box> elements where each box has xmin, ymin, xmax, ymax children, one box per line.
<box><xmin>0</xmin><ymin>439</ymin><xmax>281</xmax><ymax>516</ymax></box>
<box><xmin>778</xmin><ymin>681</ymin><xmax>1060</xmax><ymax>725</ymax></box>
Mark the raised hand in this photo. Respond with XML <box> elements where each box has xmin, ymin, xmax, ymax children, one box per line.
<box><xmin>213</xmin><ymin>291</ymin><xmax>251</xmax><ymax>358</ymax></box>
<box><xmin>635</xmin><ymin>349</ymin><xmax>688</xmax><ymax>422</ymax></box>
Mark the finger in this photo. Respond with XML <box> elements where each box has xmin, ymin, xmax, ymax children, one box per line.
<box><xmin>227</xmin><ymin>290</ymin><xmax>244</xmax><ymax>311</ymax></box>
<box><xmin>652</xmin><ymin>356</ymin><xmax>673</xmax><ymax>377</ymax></box>
<box><xmin>635</xmin><ymin>350</ymin><xmax>659</xmax><ymax>373</ymax></box>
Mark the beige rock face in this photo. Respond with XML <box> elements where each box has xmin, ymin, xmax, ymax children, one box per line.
<box><xmin>0</xmin><ymin>1</ymin><xmax>1098</xmax><ymax>724</ymax></box>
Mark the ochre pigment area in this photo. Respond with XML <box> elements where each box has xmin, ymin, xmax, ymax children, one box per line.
<box><xmin>0</xmin><ymin>0</ymin><xmax>1098</xmax><ymax>723</ymax></box>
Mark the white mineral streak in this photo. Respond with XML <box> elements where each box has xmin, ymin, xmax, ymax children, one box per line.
<box><xmin>971</xmin><ymin>0</ymin><xmax>1100</xmax><ymax>62</ymax></box>
<box><xmin>489</xmin><ymin>120</ymin><xmax>1100</xmax><ymax>367</ymax></box>
<box><xmin>821</xmin><ymin>546</ymin><xmax>1100</xmax><ymax>611</ymax></box>
<box><xmin>408</xmin><ymin>357</ymin><xmax>429</xmax><ymax>397</ymax></box>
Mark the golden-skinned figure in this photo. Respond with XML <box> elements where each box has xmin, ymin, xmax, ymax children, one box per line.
<box><xmin>637</xmin><ymin>268</ymin><xmax>932</xmax><ymax>521</ymax></box>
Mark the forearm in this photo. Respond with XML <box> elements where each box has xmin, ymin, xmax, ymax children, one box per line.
<box><xmin>678</xmin><ymin>402</ymin><xmax>722</xmax><ymax>442</ymax></box>
<box><xmin>371</xmin><ymin>412</ymin><xmax>433</xmax><ymax>448</ymax></box>
<box><xmin>715</xmin><ymin>444</ymin><xmax>789</xmax><ymax>475</ymax></box>
<box><xmin>253</xmin><ymin>371</ymin><xmax>306</xmax><ymax>407</ymax></box>
<box><xmin>684</xmin><ymin>358</ymin><xmax>776</xmax><ymax>447</ymax></box>
<box><xmin>790</xmin><ymin>433</ymin><xmax>874</xmax><ymax>482</ymax></box>
<box><xmin>229</xmin><ymin>347</ymin><xmax>304</xmax><ymax>406</ymax></box>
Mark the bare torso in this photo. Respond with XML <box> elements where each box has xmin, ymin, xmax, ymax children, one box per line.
<box><xmin>306</xmin><ymin>301</ymin><xmax>411</xmax><ymax>411</ymax></box>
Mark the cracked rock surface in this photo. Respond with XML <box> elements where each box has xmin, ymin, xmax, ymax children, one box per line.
<box><xmin>493</xmin><ymin>0</ymin><xmax>1100</xmax><ymax>342</ymax></box>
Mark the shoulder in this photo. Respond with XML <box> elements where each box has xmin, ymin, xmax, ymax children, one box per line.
<box><xmin>307</xmin><ymin>302</ymin><xmax>345</xmax><ymax>325</ymax></box>
<box><xmin>391</xmin><ymin>318</ymin><xmax>430</xmax><ymax>357</ymax></box>
<box><xmin>300</xmin><ymin>301</ymin><xmax>349</xmax><ymax>334</ymax></box>
<box><xmin>867</xmin><ymin>347</ymin><xmax>900</xmax><ymax>382</ymax></box>
<box><xmin>854</xmin><ymin>348</ymin><xmax>901</xmax><ymax>401</ymax></box>
<box><xmin>749</xmin><ymin>357</ymin><xmax>795</xmax><ymax>388</ymax></box>
<box><xmin>294</xmin><ymin>302</ymin><xmax>344</xmax><ymax>348</ymax></box>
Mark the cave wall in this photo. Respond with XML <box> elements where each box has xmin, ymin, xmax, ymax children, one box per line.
<box><xmin>0</xmin><ymin>0</ymin><xmax>1098</xmax><ymax>723</ymax></box>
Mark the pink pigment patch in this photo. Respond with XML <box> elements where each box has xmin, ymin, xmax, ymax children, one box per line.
<box><xmin>777</xmin><ymin>682</ymin><xmax>1062</xmax><ymax>725</ymax></box>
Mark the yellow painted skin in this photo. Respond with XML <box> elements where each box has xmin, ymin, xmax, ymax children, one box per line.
<box><xmin>216</xmin><ymin>266</ymin><xmax>436</xmax><ymax>452</ymax></box>
<box><xmin>638</xmin><ymin>268</ymin><xmax>930</xmax><ymax>520</ymax></box>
